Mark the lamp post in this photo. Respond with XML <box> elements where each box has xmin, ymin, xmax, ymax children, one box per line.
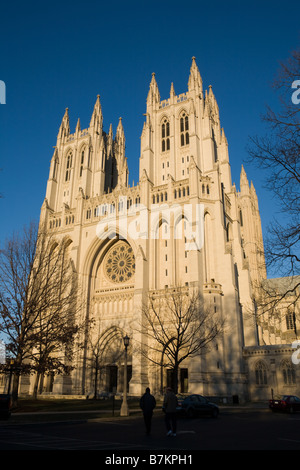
<box><xmin>120</xmin><ymin>335</ymin><xmax>130</xmax><ymax>416</ymax></box>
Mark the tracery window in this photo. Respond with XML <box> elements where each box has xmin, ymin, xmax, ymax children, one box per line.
<box><xmin>282</xmin><ymin>360</ymin><xmax>296</xmax><ymax>385</ymax></box>
<box><xmin>255</xmin><ymin>361</ymin><xmax>268</xmax><ymax>385</ymax></box>
<box><xmin>180</xmin><ymin>112</ymin><xmax>189</xmax><ymax>146</ymax></box>
<box><xmin>162</xmin><ymin>118</ymin><xmax>170</xmax><ymax>152</ymax></box>
<box><xmin>65</xmin><ymin>153</ymin><xmax>72</xmax><ymax>182</ymax></box>
<box><xmin>104</xmin><ymin>241</ymin><xmax>135</xmax><ymax>284</ymax></box>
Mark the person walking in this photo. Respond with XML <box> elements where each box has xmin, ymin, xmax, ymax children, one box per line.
<box><xmin>140</xmin><ymin>387</ymin><xmax>156</xmax><ymax>435</ymax></box>
<box><xmin>163</xmin><ymin>387</ymin><xmax>178</xmax><ymax>436</ymax></box>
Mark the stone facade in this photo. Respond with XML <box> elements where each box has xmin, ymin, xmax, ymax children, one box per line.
<box><xmin>17</xmin><ymin>58</ymin><xmax>299</xmax><ymax>402</ymax></box>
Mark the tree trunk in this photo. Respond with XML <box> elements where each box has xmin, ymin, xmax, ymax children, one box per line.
<box><xmin>38</xmin><ymin>373</ymin><xmax>44</xmax><ymax>395</ymax></box>
<box><xmin>32</xmin><ymin>372</ymin><xmax>40</xmax><ymax>399</ymax></box>
<box><xmin>93</xmin><ymin>359</ymin><xmax>99</xmax><ymax>399</ymax></box>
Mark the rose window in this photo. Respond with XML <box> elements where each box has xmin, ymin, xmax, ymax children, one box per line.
<box><xmin>104</xmin><ymin>242</ymin><xmax>135</xmax><ymax>283</ymax></box>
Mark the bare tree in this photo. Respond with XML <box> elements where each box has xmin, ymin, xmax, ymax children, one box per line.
<box><xmin>0</xmin><ymin>221</ymin><xmax>83</xmax><ymax>403</ymax></box>
<box><xmin>138</xmin><ymin>286</ymin><xmax>224</xmax><ymax>393</ymax></box>
<box><xmin>247</xmin><ymin>47</ymin><xmax>300</xmax><ymax>309</ymax></box>
<box><xmin>29</xmin><ymin>237</ymin><xmax>80</xmax><ymax>399</ymax></box>
<box><xmin>248</xmin><ymin>49</ymin><xmax>300</xmax><ymax>312</ymax></box>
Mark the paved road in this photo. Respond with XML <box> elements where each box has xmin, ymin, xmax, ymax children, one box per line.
<box><xmin>0</xmin><ymin>408</ymin><xmax>300</xmax><ymax>453</ymax></box>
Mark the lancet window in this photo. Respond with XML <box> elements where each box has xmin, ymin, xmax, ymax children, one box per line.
<box><xmin>161</xmin><ymin>118</ymin><xmax>170</xmax><ymax>152</ymax></box>
<box><xmin>180</xmin><ymin>112</ymin><xmax>189</xmax><ymax>146</ymax></box>
<box><xmin>65</xmin><ymin>152</ymin><xmax>72</xmax><ymax>182</ymax></box>
<box><xmin>80</xmin><ymin>149</ymin><xmax>85</xmax><ymax>177</ymax></box>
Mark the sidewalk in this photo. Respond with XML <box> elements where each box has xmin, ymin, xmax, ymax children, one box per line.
<box><xmin>0</xmin><ymin>402</ymin><xmax>270</xmax><ymax>425</ymax></box>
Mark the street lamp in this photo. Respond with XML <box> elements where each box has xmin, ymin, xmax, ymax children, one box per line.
<box><xmin>120</xmin><ymin>335</ymin><xmax>130</xmax><ymax>416</ymax></box>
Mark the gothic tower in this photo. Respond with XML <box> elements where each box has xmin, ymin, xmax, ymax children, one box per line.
<box><xmin>45</xmin><ymin>95</ymin><xmax>128</xmax><ymax>215</ymax></box>
<box><xmin>237</xmin><ymin>165</ymin><xmax>267</xmax><ymax>296</ymax></box>
<box><xmin>35</xmin><ymin>58</ymin><xmax>266</xmax><ymax>400</ymax></box>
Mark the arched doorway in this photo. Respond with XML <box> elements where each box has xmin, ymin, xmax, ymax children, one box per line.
<box><xmin>83</xmin><ymin>236</ymin><xmax>135</xmax><ymax>396</ymax></box>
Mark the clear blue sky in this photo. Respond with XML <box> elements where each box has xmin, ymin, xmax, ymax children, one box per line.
<box><xmin>0</xmin><ymin>0</ymin><xmax>299</xmax><ymax>278</ymax></box>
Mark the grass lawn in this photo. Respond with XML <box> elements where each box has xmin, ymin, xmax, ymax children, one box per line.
<box><xmin>13</xmin><ymin>397</ymin><xmax>141</xmax><ymax>414</ymax></box>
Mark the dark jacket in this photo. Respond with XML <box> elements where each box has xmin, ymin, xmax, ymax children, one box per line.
<box><xmin>140</xmin><ymin>391</ymin><xmax>156</xmax><ymax>414</ymax></box>
<box><xmin>163</xmin><ymin>390</ymin><xmax>178</xmax><ymax>413</ymax></box>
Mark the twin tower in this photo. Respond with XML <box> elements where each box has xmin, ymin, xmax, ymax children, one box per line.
<box><xmin>46</xmin><ymin>57</ymin><xmax>231</xmax><ymax>208</ymax></box>
<box><xmin>44</xmin><ymin>56</ymin><xmax>265</xmax><ymax>295</ymax></box>
<box><xmin>40</xmin><ymin>58</ymin><xmax>266</xmax><ymax>397</ymax></box>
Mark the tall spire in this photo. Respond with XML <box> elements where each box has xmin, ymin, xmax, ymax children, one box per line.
<box><xmin>170</xmin><ymin>82</ymin><xmax>175</xmax><ymax>97</ymax></box>
<box><xmin>221</xmin><ymin>128</ymin><xmax>227</xmax><ymax>145</ymax></box>
<box><xmin>206</xmin><ymin>84</ymin><xmax>220</xmax><ymax>124</ymax></box>
<box><xmin>147</xmin><ymin>72</ymin><xmax>160</xmax><ymax>107</ymax></box>
<box><xmin>75</xmin><ymin>117</ymin><xmax>81</xmax><ymax>134</ymax></box>
<box><xmin>114</xmin><ymin>117</ymin><xmax>128</xmax><ymax>187</ymax></box>
<box><xmin>58</xmin><ymin>107</ymin><xmax>70</xmax><ymax>139</ymax></box>
<box><xmin>89</xmin><ymin>94</ymin><xmax>103</xmax><ymax>132</ymax></box>
<box><xmin>188</xmin><ymin>56</ymin><xmax>203</xmax><ymax>93</ymax></box>
<box><xmin>240</xmin><ymin>165</ymin><xmax>250</xmax><ymax>195</ymax></box>
<box><xmin>250</xmin><ymin>181</ymin><xmax>259</xmax><ymax>208</ymax></box>
<box><xmin>108</xmin><ymin>123</ymin><xmax>113</xmax><ymax>139</ymax></box>
<box><xmin>116</xmin><ymin>117</ymin><xmax>125</xmax><ymax>144</ymax></box>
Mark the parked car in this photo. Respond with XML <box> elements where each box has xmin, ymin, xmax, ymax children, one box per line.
<box><xmin>0</xmin><ymin>394</ymin><xmax>11</xmax><ymax>420</ymax></box>
<box><xmin>97</xmin><ymin>391</ymin><xmax>115</xmax><ymax>400</ymax></box>
<box><xmin>177</xmin><ymin>394</ymin><xmax>219</xmax><ymax>418</ymax></box>
<box><xmin>269</xmin><ymin>395</ymin><xmax>300</xmax><ymax>413</ymax></box>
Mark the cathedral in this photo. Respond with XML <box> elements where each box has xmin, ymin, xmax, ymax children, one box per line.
<box><xmin>21</xmin><ymin>58</ymin><xmax>299</xmax><ymax>403</ymax></box>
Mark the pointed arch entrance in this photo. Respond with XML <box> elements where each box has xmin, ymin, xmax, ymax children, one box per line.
<box><xmin>82</xmin><ymin>234</ymin><xmax>136</xmax><ymax>396</ymax></box>
<box><xmin>96</xmin><ymin>326</ymin><xmax>132</xmax><ymax>395</ymax></box>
